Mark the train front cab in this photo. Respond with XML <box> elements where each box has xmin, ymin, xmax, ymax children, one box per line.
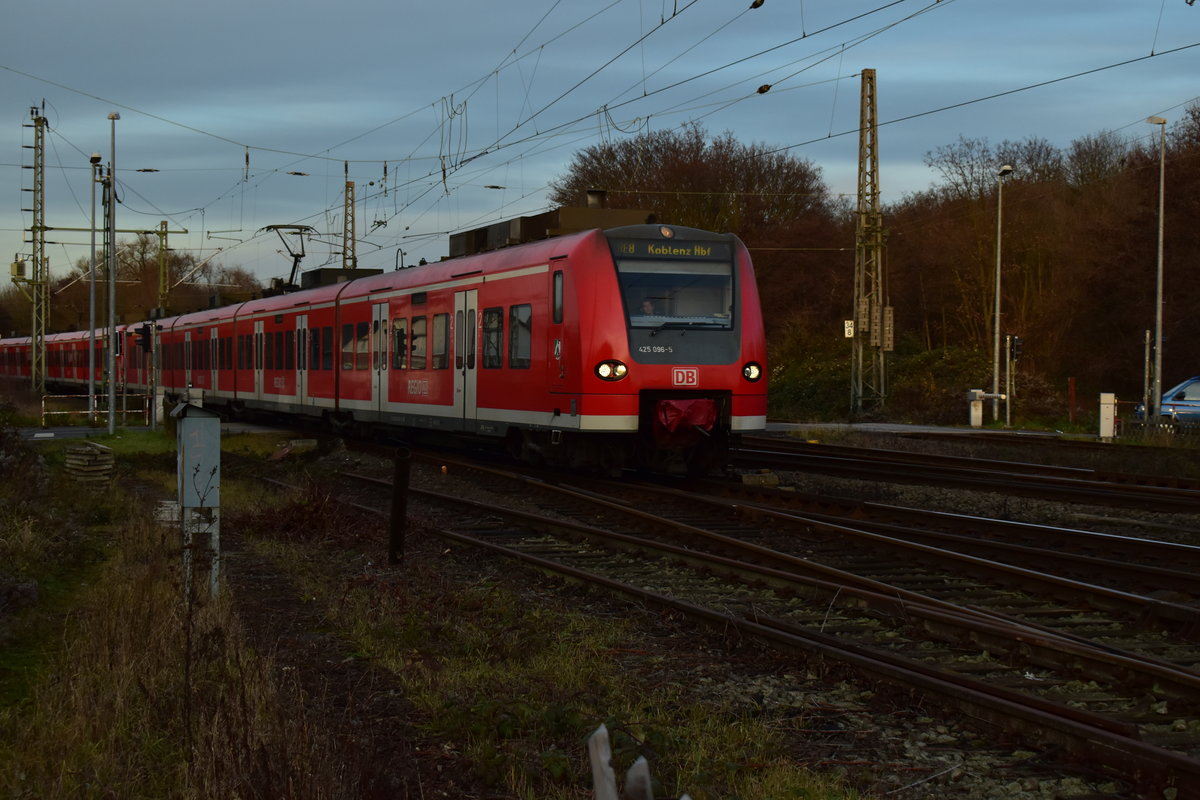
<box><xmin>521</xmin><ymin>224</ymin><xmax>766</xmax><ymax>473</ymax></box>
<box><xmin>610</xmin><ymin>225</ymin><xmax>766</xmax><ymax>470</ymax></box>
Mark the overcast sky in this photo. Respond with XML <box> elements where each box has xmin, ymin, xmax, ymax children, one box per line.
<box><xmin>3</xmin><ymin>0</ymin><xmax>1198</xmax><ymax>288</ymax></box>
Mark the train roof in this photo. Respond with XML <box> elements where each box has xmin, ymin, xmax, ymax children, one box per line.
<box><xmin>162</xmin><ymin>227</ymin><xmax>607</xmax><ymax>321</ymax></box>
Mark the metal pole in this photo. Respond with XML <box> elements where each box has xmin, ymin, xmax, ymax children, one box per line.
<box><xmin>1143</xmin><ymin>329</ymin><xmax>1152</xmax><ymax>428</ymax></box>
<box><xmin>1005</xmin><ymin>334</ymin><xmax>1012</xmax><ymax>429</ymax></box>
<box><xmin>107</xmin><ymin>113</ymin><xmax>119</xmax><ymax>435</ymax></box>
<box><xmin>388</xmin><ymin>446</ymin><xmax>412</xmax><ymax>564</ymax></box>
<box><xmin>88</xmin><ymin>155</ymin><xmax>100</xmax><ymax>421</ymax></box>
<box><xmin>992</xmin><ymin>166</ymin><xmax>1013</xmax><ymax>422</ymax></box>
<box><xmin>1149</xmin><ymin>116</ymin><xmax>1167</xmax><ymax>420</ymax></box>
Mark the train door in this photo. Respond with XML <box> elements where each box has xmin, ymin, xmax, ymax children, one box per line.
<box><xmin>371</xmin><ymin>302</ymin><xmax>388</xmax><ymax>412</ymax></box>
<box><xmin>209</xmin><ymin>328</ymin><xmax>219</xmax><ymax>394</ymax></box>
<box><xmin>253</xmin><ymin>319</ymin><xmax>264</xmax><ymax>400</ymax></box>
<box><xmin>296</xmin><ymin>314</ymin><xmax>308</xmax><ymax>406</ymax></box>
<box><xmin>549</xmin><ymin>269</ymin><xmax>566</xmax><ymax>390</ymax></box>
<box><xmin>454</xmin><ymin>289</ymin><xmax>478</xmax><ymax>422</ymax></box>
<box><xmin>183</xmin><ymin>330</ymin><xmax>193</xmax><ymax>387</ymax></box>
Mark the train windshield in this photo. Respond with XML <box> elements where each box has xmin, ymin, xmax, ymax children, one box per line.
<box><xmin>616</xmin><ymin>259</ymin><xmax>733</xmax><ymax>330</ymax></box>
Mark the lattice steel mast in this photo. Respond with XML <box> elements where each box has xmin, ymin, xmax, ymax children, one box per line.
<box><xmin>12</xmin><ymin>108</ymin><xmax>50</xmax><ymax>392</ymax></box>
<box><xmin>850</xmin><ymin>69</ymin><xmax>892</xmax><ymax>415</ymax></box>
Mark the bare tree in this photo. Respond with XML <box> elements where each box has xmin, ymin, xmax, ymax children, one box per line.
<box><xmin>1065</xmin><ymin>130</ymin><xmax>1128</xmax><ymax>188</ymax></box>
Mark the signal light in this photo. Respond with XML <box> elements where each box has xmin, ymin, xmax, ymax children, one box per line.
<box><xmin>742</xmin><ymin>362</ymin><xmax>763</xmax><ymax>382</ymax></box>
<box><xmin>1009</xmin><ymin>337</ymin><xmax>1024</xmax><ymax>361</ymax></box>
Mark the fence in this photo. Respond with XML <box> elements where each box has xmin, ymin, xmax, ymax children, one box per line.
<box><xmin>1119</xmin><ymin>417</ymin><xmax>1200</xmax><ymax>445</ymax></box>
<box><xmin>41</xmin><ymin>392</ymin><xmax>151</xmax><ymax>428</ymax></box>
<box><xmin>588</xmin><ymin>723</ymin><xmax>691</xmax><ymax>800</ymax></box>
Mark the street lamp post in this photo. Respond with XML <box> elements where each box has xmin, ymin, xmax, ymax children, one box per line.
<box><xmin>1147</xmin><ymin>115</ymin><xmax>1167</xmax><ymax>421</ymax></box>
<box><xmin>106</xmin><ymin>112</ymin><xmax>119</xmax><ymax>435</ymax></box>
<box><xmin>992</xmin><ymin>164</ymin><xmax>1014</xmax><ymax>424</ymax></box>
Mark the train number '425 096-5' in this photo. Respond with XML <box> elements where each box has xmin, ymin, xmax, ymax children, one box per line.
<box><xmin>638</xmin><ymin>345</ymin><xmax>674</xmax><ymax>354</ymax></box>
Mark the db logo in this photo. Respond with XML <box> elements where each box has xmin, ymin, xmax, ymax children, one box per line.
<box><xmin>672</xmin><ymin>367</ymin><xmax>699</xmax><ymax>386</ymax></box>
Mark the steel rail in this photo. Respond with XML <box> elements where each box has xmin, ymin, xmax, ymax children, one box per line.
<box><xmin>313</xmin><ymin>465</ymin><xmax>1200</xmax><ymax>795</ymax></box>
<box><xmin>338</xmin><ymin>467</ymin><xmax>1200</xmax><ymax>697</ymax></box>
<box><xmin>732</xmin><ymin>445</ymin><xmax>1200</xmax><ymax>512</ymax></box>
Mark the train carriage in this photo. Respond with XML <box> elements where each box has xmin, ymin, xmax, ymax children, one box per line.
<box><xmin>0</xmin><ymin>223</ymin><xmax>766</xmax><ymax>472</ymax></box>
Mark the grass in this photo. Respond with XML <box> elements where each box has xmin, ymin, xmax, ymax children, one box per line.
<box><xmin>0</xmin><ymin>507</ymin><xmax>352</xmax><ymax>798</ymax></box>
<box><xmin>0</xmin><ymin>418</ymin><xmax>352</xmax><ymax>798</ymax></box>
<box><xmin>0</xmin><ymin>411</ymin><xmax>858</xmax><ymax>799</ymax></box>
<box><xmin>241</xmin><ymin>514</ymin><xmax>859</xmax><ymax>799</ymax></box>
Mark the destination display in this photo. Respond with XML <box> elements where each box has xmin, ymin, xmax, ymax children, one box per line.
<box><xmin>611</xmin><ymin>239</ymin><xmax>731</xmax><ymax>261</ymax></box>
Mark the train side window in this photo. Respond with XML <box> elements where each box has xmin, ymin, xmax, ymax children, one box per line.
<box><xmin>309</xmin><ymin>327</ymin><xmax>320</xmax><ymax>371</ymax></box>
<box><xmin>553</xmin><ymin>271</ymin><xmax>563</xmax><ymax>324</ymax></box>
<box><xmin>296</xmin><ymin>329</ymin><xmax>305</xmax><ymax>370</ymax></box>
<box><xmin>482</xmin><ymin>307</ymin><xmax>503</xmax><ymax>368</ymax></box>
<box><xmin>410</xmin><ymin>316</ymin><xmax>427</xmax><ymax>370</ymax></box>
<box><xmin>391</xmin><ymin>319</ymin><xmax>408</xmax><ymax>369</ymax></box>
<box><xmin>432</xmin><ymin>313</ymin><xmax>449</xmax><ymax>370</ymax></box>
<box><xmin>265</xmin><ymin>331</ymin><xmax>275</xmax><ymax>370</ymax></box>
<box><xmin>356</xmin><ymin>321</ymin><xmax>370</xmax><ymax>370</ymax></box>
<box><xmin>509</xmin><ymin>304</ymin><xmax>532</xmax><ymax>369</ymax></box>
<box><xmin>322</xmin><ymin>326</ymin><xmax>334</xmax><ymax>370</ymax></box>
<box><xmin>276</xmin><ymin>329</ymin><xmax>286</xmax><ymax>370</ymax></box>
<box><xmin>341</xmin><ymin>324</ymin><xmax>355</xmax><ymax>370</ymax></box>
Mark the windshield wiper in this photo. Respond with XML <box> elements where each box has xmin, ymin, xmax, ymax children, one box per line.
<box><xmin>648</xmin><ymin>321</ymin><xmax>724</xmax><ymax>337</ymax></box>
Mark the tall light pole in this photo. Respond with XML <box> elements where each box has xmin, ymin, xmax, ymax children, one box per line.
<box><xmin>992</xmin><ymin>164</ymin><xmax>1014</xmax><ymax>423</ymax></box>
<box><xmin>106</xmin><ymin>112</ymin><xmax>120</xmax><ymax>435</ymax></box>
<box><xmin>1148</xmin><ymin>115</ymin><xmax>1167</xmax><ymax>421</ymax></box>
<box><xmin>88</xmin><ymin>153</ymin><xmax>101</xmax><ymax>421</ymax></box>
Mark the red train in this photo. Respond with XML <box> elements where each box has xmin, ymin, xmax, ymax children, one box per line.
<box><xmin>1</xmin><ymin>224</ymin><xmax>767</xmax><ymax>471</ymax></box>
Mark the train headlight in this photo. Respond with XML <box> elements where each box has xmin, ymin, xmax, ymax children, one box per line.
<box><xmin>742</xmin><ymin>361</ymin><xmax>763</xmax><ymax>382</ymax></box>
<box><xmin>595</xmin><ymin>360</ymin><xmax>628</xmax><ymax>381</ymax></box>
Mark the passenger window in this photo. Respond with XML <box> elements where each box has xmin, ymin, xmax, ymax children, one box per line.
<box><xmin>275</xmin><ymin>330</ymin><xmax>285</xmax><ymax>370</ymax></box>
<box><xmin>356</xmin><ymin>321</ymin><xmax>370</xmax><ymax>370</ymax></box>
<box><xmin>265</xmin><ymin>331</ymin><xmax>274</xmax><ymax>370</ymax></box>
<box><xmin>322</xmin><ymin>326</ymin><xmax>334</xmax><ymax>370</ymax></box>
<box><xmin>410</xmin><ymin>316</ymin><xmax>427</xmax><ymax>369</ymax></box>
<box><xmin>285</xmin><ymin>330</ymin><xmax>294</xmax><ymax>370</ymax></box>
<box><xmin>341</xmin><ymin>324</ymin><xmax>355</xmax><ymax>370</ymax></box>
<box><xmin>392</xmin><ymin>319</ymin><xmax>408</xmax><ymax>369</ymax></box>
<box><xmin>309</xmin><ymin>327</ymin><xmax>320</xmax><ymax>371</ymax></box>
<box><xmin>482</xmin><ymin>307</ymin><xmax>503</xmax><ymax>369</ymax></box>
<box><xmin>432</xmin><ymin>313</ymin><xmax>449</xmax><ymax>370</ymax></box>
<box><xmin>509</xmin><ymin>304</ymin><xmax>532</xmax><ymax>369</ymax></box>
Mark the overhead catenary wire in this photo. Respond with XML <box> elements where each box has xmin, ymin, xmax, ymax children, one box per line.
<box><xmin>5</xmin><ymin>1</ymin><xmax>1196</xmax><ymax>282</ymax></box>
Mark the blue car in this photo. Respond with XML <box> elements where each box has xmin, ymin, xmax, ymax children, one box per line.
<box><xmin>1138</xmin><ymin>376</ymin><xmax>1200</xmax><ymax>422</ymax></box>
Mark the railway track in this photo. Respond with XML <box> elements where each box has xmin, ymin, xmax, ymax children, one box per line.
<box><xmin>734</xmin><ymin>435</ymin><xmax>1200</xmax><ymax>512</ymax></box>
<box><xmin>296</xmin><ymin>451</ymin><xmax>1200</xmax><ymax>797</ymax></box>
